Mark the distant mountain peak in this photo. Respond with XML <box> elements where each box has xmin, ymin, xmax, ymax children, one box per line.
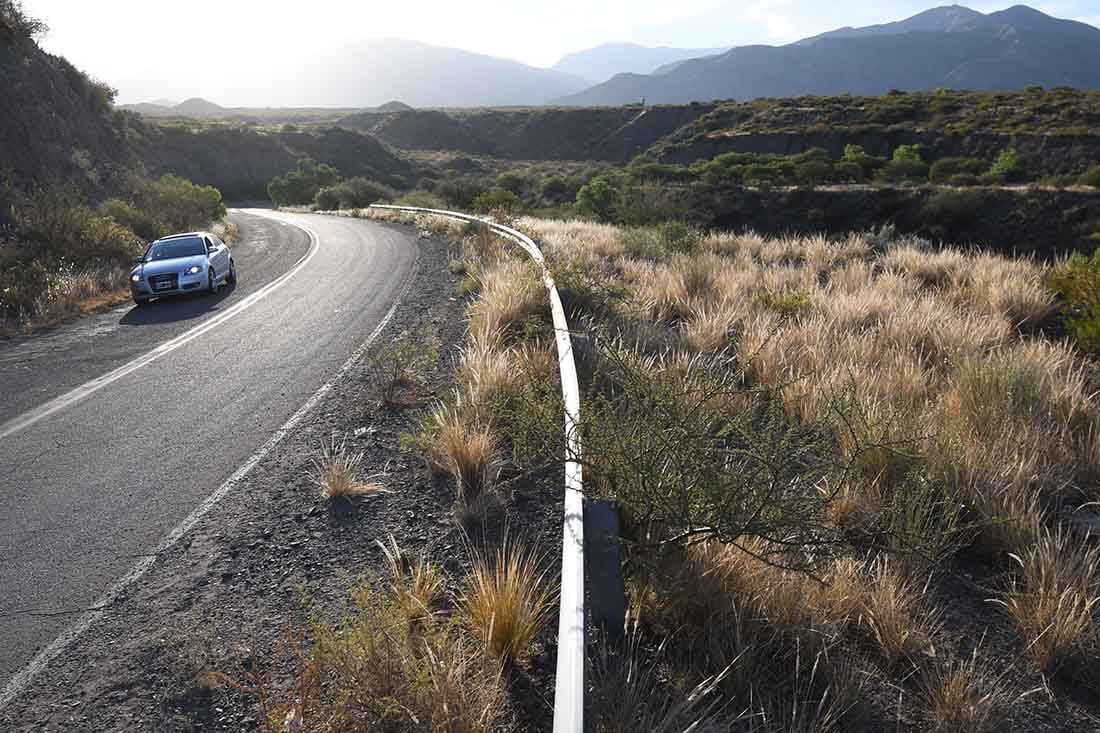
<box><xmin>557</xmin><ymin>4</ymin><xmax>1100</xmax><ymax>106</ymax></box>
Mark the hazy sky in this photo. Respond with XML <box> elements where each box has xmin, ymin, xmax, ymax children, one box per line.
<box><xmin>25</xmin><ymin>0</ymin><xmax>1100</xmax><ymax>104</ymax></box>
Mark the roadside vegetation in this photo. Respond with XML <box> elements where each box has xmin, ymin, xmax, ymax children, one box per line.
<box><xmin>294</xmin><ymin>206</ymin><xmax>1100</xmax><ymax>730</ymax></box>
<box><xmin>0</xmin><ymin>175</ymin><xmax>226</xmax><ymax>335</ymax></box>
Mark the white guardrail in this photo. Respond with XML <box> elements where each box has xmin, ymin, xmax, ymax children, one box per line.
<box><xmin>370</xmin><ymin>205</ymin><xmax>585</xmax><ymax>733</ymax></box>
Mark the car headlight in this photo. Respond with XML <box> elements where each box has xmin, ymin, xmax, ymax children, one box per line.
<box><xmin>186</xmin><ymin>265</ymin><xmax>201</xmax><ymax>275</ymax></box>
<box><xmin>131</xmin><ymin>274</ymin><xmax>141</xmax><ymax>282</ymax></box>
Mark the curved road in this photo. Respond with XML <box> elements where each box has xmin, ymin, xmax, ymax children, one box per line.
<box><xmin>0</xmin><ymin>210</ymin><xmax>418</xmax><ymax>693</ymax></box>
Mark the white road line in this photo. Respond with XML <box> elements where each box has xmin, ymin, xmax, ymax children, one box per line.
<box><xmin>0</xmin><ymin>220</ymin><xmax>320</xmax><ymax>442</ymax></box>
<box><xmin>0</xmin><ymin>226</ymin><xmax>419</xmax><ymax>712</ymax></box>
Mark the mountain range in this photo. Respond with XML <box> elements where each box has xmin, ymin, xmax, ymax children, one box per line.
<box><xmin>551</xmin><ymin>43</ymin><xmax>730</xmax><ymax>83</ymax></box>
<box><xmin>557</xmin><ymin>5</ymin><xmax>1100</xmax><ymax>105</ymax></box>
<box><xmin>120</xmin><ymin>5</ymin><xmax>1100</xmax><ymax>111</ymax></box>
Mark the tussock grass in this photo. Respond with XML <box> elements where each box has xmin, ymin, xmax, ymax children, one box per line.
<box><xmin>461</xmin><ymin>537</ymin><xmax>556</xmax><ymax>663</ymax></box>
<box><xmin>312</xmin><ymin>436</ymin><xmax>387</xmax><ymax>499</ymax></box>
<box><xmin>918</xmin><ymin>650</ymin><xmax>1013</xmax><ymax>733</ymax></box>
<box><xmin>378</xmin><ymin>534</ymin><xmax>446</xmax><ymax>625</ymax></box>
<box><xmin>994</xmin><ymin>526</ymin><xmax>1100</xmax><ymax>672</ymax></box>
<box><xmin>863</xmin><ymin>558</ymin><xmax>939</xmax><ymax>665</ymax></box>
<box><xmin>467</xmin><ymin>258</ymin><xmax>545</xmax><ymax>342</ymax></box>
<box><xmin>426</xmin><ymin>399</ymin><xmax>501</xmax><ymax>508</ymax></box>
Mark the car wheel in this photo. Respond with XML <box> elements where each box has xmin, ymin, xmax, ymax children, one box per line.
<box><xmin>226</xmin><ymin>260</ymin><xmax>237</xmax><ymax>285</ymax></box>
<box><xmin>207</xmin><ymin>269</ymin><xmax>218</xmax><ymax>295</ymax></box>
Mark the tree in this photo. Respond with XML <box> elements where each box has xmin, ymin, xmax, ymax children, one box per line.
<box><xmin>267</xmin><ymin>158</ymin><xmax>341</xmax><ymax>207</ymax></box>
<box><xmin>0</xmin><ymin>0</ymin><xmax>48</xmax><ymax>38</ymax></box>
<box><xmin>575</xmin><ymin>176</ymin><xmax>618</xmax><ymax>222</ymax></box>
<box><xmin>471</xmin><ymin>187</ymin><xmax>520</xmax><ymax>214</ymax></box>
<box><xmin>988</xmin><ymin>148</ymin><xmax>1024</xmax><ymax>182</ymax></box>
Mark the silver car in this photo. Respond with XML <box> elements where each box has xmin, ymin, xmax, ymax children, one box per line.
<box><xmin>130</xmin><ymin>232</ymin><xmax>236</xmax><ymax>306</ymax></box>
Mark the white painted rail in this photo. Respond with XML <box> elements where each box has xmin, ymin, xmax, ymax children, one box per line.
<box><xmin>370</xmin><ymin>205</ymin><xmax>586</xmax><ymax>733</ymax></box>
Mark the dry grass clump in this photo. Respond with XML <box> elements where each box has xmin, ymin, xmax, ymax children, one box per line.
<box><xmin>467</xmin><ymin>258</ymin><xmax>545</xmax><ymax>341</ymax></box>
<box><xmin>426</xmin><ymin>399</ymin><xmax>502</xmax><ymax>508</ymax></box>
<box><xmin>379</xmin><ymin>534</ymin><xmax>446</xmax><ymax>625</ymax></box>
<box><xmin>461</xmin><ymin>537</ymin><xmax>556</xmax><ymax>663</ymax></box>
<box><xmin>918</xmin><ymin>650</ymin><xmax>1014</xmax><ymax>733</ymax></box>
<box><xmin>518</xmin><ymin>217</ymin><xmax>624</xmax><ymax>259</ymax></box>
<box><xmin>863</xmin><ymin>558</ymin><xmax>939</xmax><ymax>665</ymax></box>
<box><xmin>994</xmin><ymin>526</ymin><xmax>1100</xmax><ymax>672</ymax></box>
<box><xmin>276</xmin><ymin>581</ymin><xmax>510</xmax><ymax>732</ymax></box>
<box><xmin>312</xmin><ymin>436</ymin><xmax>388</xmax><ymax>499</ymax></box>
<box><xmin>589</xmin><ymin>630</ymin><xmax>733</xmax><ymax>733</ymax></box>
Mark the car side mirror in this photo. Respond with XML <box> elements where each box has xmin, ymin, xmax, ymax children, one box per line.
<box><xmin>132</xmin><ymin>257</ymin><xmax>144</xmax><ymax>265</ymax></box>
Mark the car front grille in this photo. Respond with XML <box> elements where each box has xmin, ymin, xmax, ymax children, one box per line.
<box><xmin>148</xmin><ymin>273</ymin><xmax>179</xmax><ymax>291</ymax></box>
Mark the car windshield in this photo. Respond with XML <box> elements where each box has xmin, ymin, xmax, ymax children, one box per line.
<box><xmin>144</xmin><ymin>237</ymin><xmax>205</xmax><ymax>261</ymax></box>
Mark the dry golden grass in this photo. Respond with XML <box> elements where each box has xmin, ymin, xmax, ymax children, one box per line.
<box><xmin>427</xmin><ymin>399</ymin><xmax>502</xmax><ymax>507</ymax></box>
<box><xmin>994</xmin><ymin>526</ymin><xmax>1100</xmax><ymax>672</ymax></box>
<box><xmin>378</xmin><ymin>534</ymin><xmax>446</xmax><ymax>625</ymax></box>
<box><xmin>312</xmin><ymin>436</ymin><xmax>388</xmax><ymax>499</ymax></box>
<box><xmin>918</xmin><ymin>651</ymin><xmax>1013</xmax><ymax>733</ymax></box>
<box><xmin>467</xmin><ymin>258</ymin><xmax>545</xmax><ymax>341</ymax></box>
<box><xmin>461</xmin><ymin>537</ymin><xmax>556</xmax><ymax>663</ymax></box>
<box><xmin>275</xmin><ymin>580</ymin><xmax>510</xmax><ymax>732</ymax></box>
<box><xmin>863</xmin><ymin>558</ymin><xmax>939</xmax><ymax>665</ymax></box>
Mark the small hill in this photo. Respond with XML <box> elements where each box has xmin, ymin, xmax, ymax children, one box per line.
<box><xmin>552</xmin><ymin>42</ymin><xmax>730</xmax><ymax>83</ymax></box>
<box><xmin>374</xmin><ymin>100</ymin><xmax>413</xmax><ymax>113</ymax></box>
<box><xmin>556</xmin><ymin>5</ymin><xmax>1100</xmax><ymax>105</ymax></box>
<box><xmin>171</xmin><ymin>97</ymin><xmax>228</xmax><ymax>118</ymax></box>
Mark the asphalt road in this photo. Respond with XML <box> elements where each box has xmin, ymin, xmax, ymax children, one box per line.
<box><xmin>0</xmin><ymin>210</ymin><xmax>418</xmax><ymax>688</ymax></box>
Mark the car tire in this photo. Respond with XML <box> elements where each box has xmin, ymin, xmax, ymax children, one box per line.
<box><xmin>226</xmin><ymin>260</ymin><xmax>237</xmax><ymax>285</ymax></box>
<box><xmin>207</xmin><ymin>269</ymin><xmax>218</xmax><ymax>295</ymax></box>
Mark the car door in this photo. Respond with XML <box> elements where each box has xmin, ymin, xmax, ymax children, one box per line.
<box><xmin>206</xmin><ymin>236</ymin><xmax>228</xmax><ymax>279</ymax></box>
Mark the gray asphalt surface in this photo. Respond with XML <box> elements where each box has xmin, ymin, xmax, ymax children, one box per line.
<box><xmin>0</xmin><ymin>210</ymin><xmax>418</xmax><ymax>685</ymax></box>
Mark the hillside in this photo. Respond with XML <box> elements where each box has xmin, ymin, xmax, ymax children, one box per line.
<box><xmin>136</xmin><ymin>123</ymin><xmax>417</xmax><ymax>200</ymax></box>
<box><xmin>0</xmin><ymin>17</ymin><xmax>136</xmax><ymax>192</ymax></box>
<box><xmin>339</xmin><ymin>104</ymin><xmax>716</xmax><ymax>162</ymax></box>
<box><xmin>551</xmin><ymin>42</ymin><xmax>729</xmax><ymax>83</ymax></box>
<box><xmin>557</xmin><ymin>5</ymin><xmax>1100</xmax><ymax>105</ymax></box>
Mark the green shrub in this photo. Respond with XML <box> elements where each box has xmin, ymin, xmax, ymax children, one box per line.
<box><xmin>128</xmin><ymin>175</ymin><xmax>226</xmax><ymax>233</ymax></box>
<box><xmin>1079</xmin><ymin>166</ymin><xmax>1100</xmax><ymax>188</ymax></box>
<box><xmin>842</xmin><ymin>144</ymin><xmax>886</xmax><ymax>178</ymax></box>
<box><xmin>538</xmin><ymin>175</ymin><xmax>573</xmax><ymax>204</ymax></box>
<box><xmin>921</xmin><ymin>189</ymin><xmax>993</xmax><ymax>231</ymax></box>
<box><xmin>471</xmin><ymin>187</ymin><xmax>521</xmax><ymax>214</ymax></box>
<box><xmin>795</xmin><ymin>159</ymin><xmax>833</xmax><ymax>186</ymax></box>
<box><xmin>988</xmin><ymin>148</ymin><xmax>1024</xmax><ymax>182</ymax></box>
<box><xmin>891</xmin><ymin>145</ymin><xmax>926</xmax><ymax>165</ymax></box>
<box><xmin>834</xmin><ymin>161</ymin><xmax>865</xmax><ymax>183</ymax></box>
<box><xmin>878</xmin><ymin>159</ymin><xmax>929</xmax><ymax>184</ymax></box>
<box><xmin>576</xmin><ymin>176</ymin><xmax>619</xmax><ymax>222</ymax></box>
<box><xmin>394</xmin><ymin>190</ymin><xmax>448</xmax><ymax>209</ymax></box>
<box><xmin>621</xmin><ymin>228</ymin><xmax>665</xmax><ymax>260</ymax></box>
<box><xmin>1049</xmin><ymin>251</ymin><xmax>1100</xmax><ymax>354</ymax></box>
<box><xmin>929</xmin><ymin>157</ymin><xmax>985</xmax><ymax>184</ymax></box>
<box><xmin>267</xmin><ymin>158</ymin><xmax>340</xmax><ymax>206</ymax></box>
<box><xmin>617</xmin><ymin>182</ymin><xmax>690</xmax><ymax>226</ymax></box>
<box><xmin>659</xmin><ymin>221</ymin><xmax>702</xmax><ymax>255</ymax></box>
<box><xmin>313</xmin><ymin>186</ymin><xmax>341</xmax><ymax>211</ymax></box>
<box><xmin>98</xmin><ymin>198</ymin><xmax>163</xmax><ymax>241</ymax></box>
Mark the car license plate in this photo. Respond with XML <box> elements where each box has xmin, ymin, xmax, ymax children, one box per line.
<box><xmin>156</xmin><ymin>281</ymin><xmax>172</xmax><ymax>291</ymax></box>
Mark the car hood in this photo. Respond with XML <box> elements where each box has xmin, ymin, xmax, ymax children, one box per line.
<box><xmin>137</xmin><ymin>255</ymin><xmax>208</xmax><ymax>277</ymax></box>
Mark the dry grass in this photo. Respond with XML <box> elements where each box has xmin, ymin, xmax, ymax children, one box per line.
<box><xmin>312</xmin><ymin>436</ymin><xmax>388</xmax><ymax>499</ymax></box>
<box><xmin>863</xmin><ymin>558</ymin><xmax>939</xmax><ymax>665</ymax></box>
<box><xmin>378</xmin><ymin>534</ymin><xmax>446</xmax><ymax>625</ymax></box>
<box><xmin>279</xmin><ymin>581</ymin><xmax>510</xmax><ymax>732</ymax></box>
<box><xmin>467</xmin><ymin>258</ymin><xmax>545</xmax><ymax>342</ymax></box>
<box><xmin>426</xmin><ymin>399</ymin><xmax>502</xmax><ymax>508</ymax></box>
<box><xmin>994</xmin><ymin>526</ymin><xmax>1100</xmax><ymax>672</ymax></box>
<box><xmin>461</xmin><ymin>537</ymin><xmax>556</xmax><ymax>663</ymax></box>
<box><xmin>918</xmin><ymin>650</ymin><xmax>1014</xmax><ymax>733</ymax></box>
